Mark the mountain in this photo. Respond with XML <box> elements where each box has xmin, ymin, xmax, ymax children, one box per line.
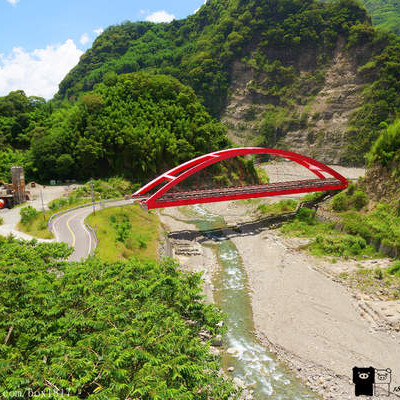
<box><xmin>56</xmin><ymin>0</ymin><xmax>400</xmax><ymax>166</ymax></box>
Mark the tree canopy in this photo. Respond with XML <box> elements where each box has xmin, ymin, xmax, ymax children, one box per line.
<box><xmin>31</xmin><ymin>73</ymin><xmax>229</xmax><ymax>181</ymax></box>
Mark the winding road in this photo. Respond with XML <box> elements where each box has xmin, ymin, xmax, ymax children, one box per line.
<box><xmin>51</xmin><ymin>199</ymin><xmax>132</xmax><ymax>261</ymax></box>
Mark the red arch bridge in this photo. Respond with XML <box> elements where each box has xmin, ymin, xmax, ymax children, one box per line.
<box><xmin>132</xmin><ymin>147</ymin><xmax>348</xmax><ymax>210</ymax></box>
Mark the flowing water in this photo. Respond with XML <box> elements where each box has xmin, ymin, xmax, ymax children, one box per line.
<box><xmin>184</xmin><ymin>204</ymin><xmax>320</xmax><ymax>400</ymax></box>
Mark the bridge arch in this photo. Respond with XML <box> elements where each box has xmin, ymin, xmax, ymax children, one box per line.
<box><xmin>132</xmin><ymin>147</ymin><xmax>348</xmax><ymax>209</ymax></box>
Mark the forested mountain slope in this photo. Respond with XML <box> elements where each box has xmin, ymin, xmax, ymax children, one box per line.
<box><xmin>361</xmin><ymin>0</ymin><xmax>400</xmax><ymax>34</ymax></box>
<box><xmin>31</xmin><ymin>73</ymin><xmax>231</xmax><ymax>181</ymax></box>
<box><xmin>57</xmin><ymin>0</ymin><xmax>400</xmax><ymax>165</ymax></box>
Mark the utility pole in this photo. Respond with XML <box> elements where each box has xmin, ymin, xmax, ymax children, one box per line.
<box><xmin>91</xmin><ymin>179</ymin><xmax>96</xmax><ymax>216</ymax></box>
<box><xmin>40</xmin><ymin>190</ymin><xmax>45</xmax><ymax>221</ymax></box>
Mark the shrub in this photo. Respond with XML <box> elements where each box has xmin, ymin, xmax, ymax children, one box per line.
<box><xmin>352</xmin><ymin>190</ymin><xmax>369</xmax><ymax>210</ymax></box>
<box><xmin>332</xmin><ymin>186</ymin><xmax>369</xmax><ymax>212</ymax></box>
<box><xmin>20</xmin><ymin>206</ymin><xmax>39</xmax><ymax>224</ymax></box>
<box><xmin>374</xmin><ymin>267</ymin><xmax>383</xmax><ymax>280</ymax></box>
<box><xmin>48</xmin><ymin>198</ymin><xmax>68</xmax><ymax>210</ymax></box>
<box><xmin>387</xmin><ymin>260</ymin><xmax>400</xmax><ymax>276</ymax></box>
<box><xmin>310</xmin><ymin>234</ymin><xmax>370</xmax><ymax>258</ymax></box>
<box><xmin>332</xmin><ymin>192</ymin><xmax>348</xmax><ymax>211</ymax></box>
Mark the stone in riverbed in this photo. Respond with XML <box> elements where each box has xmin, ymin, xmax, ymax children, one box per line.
<box><xmin>212</xmin><ymin>334</ymin><xmax>223</xmax><ymax>346</ymax></box>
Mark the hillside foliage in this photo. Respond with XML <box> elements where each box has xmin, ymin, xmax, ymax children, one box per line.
<box><xmin>54</xmin><ymin>0</ymin><xmax>400</xmax><ymax>166</ymax></box>
<box><xmin>58</xmin><ymin>0</ymin><xmax>371</xmax><ymax>116</ymax></box>
<box><xmin>362</xmin><ymin>0</ymin><xmax>400</xmax><ymax>34</ymax></box>
<box><xmin>31</xmin><ymin>73</ymin><xmax>229</xmax><ymax>181</ymax></box>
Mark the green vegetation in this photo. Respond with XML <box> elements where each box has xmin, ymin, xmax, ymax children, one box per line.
<box><xmin>257</xmin><ymin>199</ymin><xmax>297</xmax><ymax>216</ymax></box>
<box><xmin>53</xmin><ymin>0</ymin><xmax>400</xmax><ymax>165</ymax></box>
<box><xmin>263</xmin><ymin>184</ymin><xmax>400</xmax><ymax>260</ymax></box>
<box><xmin>0</xmin><ymin>148</ymin><xmax>30</xmax><ymax>182</ymax></box>
<box><xmin>279</xmin><ymin>207</ymin><xmax>379</xmax><ymax>259</ymax></box>
<box><xmin>343</xmin><ymin>34</ymin><xmax>400</xmax><ymax>164</ymax></box>
<box><xmin>0</xmin><ymin>90</ymin><xmax>49</xmax><ymax>181</ymax></box>
<box><xmin>0</xmin><ymin>237</ymin><xmax>237</xmax><ymax>398</ymax></box>
<box><xmin>361</xmin><ymin>0</ymin><xmax>400</xmax><ymax>34</ymax></box>
<box><xmin>388</xmin><ymin>260</ymin><xmax>400</xmax><ymax>276</ymax></box>
<box><xmin>341</xmin><ymin>203</ymin><xmax>400</xmax><ymax>251</ymax></box>
<box><xmin>18</xmin><ymin>178</ymin><xmax>136</xmax><ymax>239</ymax></box>
<box><xmin>331</xmin><ymin>184</ymin><xmax>369</xmax><ymax>211</ymax></box>
<box><xmin>87</xmin><ymin>205</ymin><xmax>160</xmax><ymax>262</ymax></box>
<box><xmin>58</xmin><ymin>0</ymin><xmax>370</xmax><ymax>116</ymax></box>
<box><xmin>256</xmin><ymin>167</ymin><xmax>270</xmax><ymax>184</ymax></box>
<box><xmin>0</xmin><ymin>90</ymin><xmax>48</xmax><ymax>150</ymax></box>
<box><xmin>32</xmin><ymin>73</ymin><xmax>229</xmax><ymax>182</ymax></box>
<box><xmin>368</xmin><ymin>119</ymin><xmax>400</xmax><ymax>169</ymax></box>
<box><xmin>339</xmin><ymin>263</ymin><xmax>400</xmax><ymax>300</ymax></box>
<box><xmin>1</xmin><ymin>0</ymin><xmax>400</xmax><ymax>183</ymax></box>
<box><xmin>17</xmin><ymin>205</ymin><xmax>52</xmax><ymax>239</ymax></box>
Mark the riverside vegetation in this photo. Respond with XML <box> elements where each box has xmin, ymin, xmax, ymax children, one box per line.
<box><xmin>256</xmin><ymin>118</ymin><xmax>400</xmax><ymax>299</ymax></box>
<box><xmin>8</xmin><ymin>180</ymin><xmax>241</xmax><ymax>398</ymax></box>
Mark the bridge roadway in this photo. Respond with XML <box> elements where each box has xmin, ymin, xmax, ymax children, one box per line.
<box><xmin>52</xmin><ymin>179</ymin><xmax>341</xmax><ymax>261</ymax></box>
<box><xmin>133</xmin><ymin>178</ymin><xmax>342</xmax><ymax>204</ymax></box>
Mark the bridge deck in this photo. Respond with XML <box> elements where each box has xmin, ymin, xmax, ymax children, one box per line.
<box><xmin>132</xmin><ymin>178</ymin><xmax>343</xmax><ymax>205</ymax></box>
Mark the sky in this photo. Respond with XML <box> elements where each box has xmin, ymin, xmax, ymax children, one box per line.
<box><xmin>0</xmin><ymin>0</ymin><xmax>206</xmax><ymax>99</ymax></box>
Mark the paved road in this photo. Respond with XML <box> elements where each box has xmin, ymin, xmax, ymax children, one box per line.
<box><xmin>51</xmin><ymin>199</ymin><xmax>132</xmax><ymax>261</ymax></box>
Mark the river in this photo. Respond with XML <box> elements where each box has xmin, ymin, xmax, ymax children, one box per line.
<box><xmin>183</xmin><ymin>204</ymin><xmax>320</xmax><ymax>399</ymax></box>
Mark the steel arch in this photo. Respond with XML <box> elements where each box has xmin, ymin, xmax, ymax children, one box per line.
<box><xmin>132</xmin><ymin>147</ymin><xmax>348</xmax><ymax>209</ymax></box>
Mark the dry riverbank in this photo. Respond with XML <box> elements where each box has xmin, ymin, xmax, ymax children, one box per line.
<box><xmin>158</xmin><ymin>197</ymin><xmax>400</xmax><ymax>400</ymax></box>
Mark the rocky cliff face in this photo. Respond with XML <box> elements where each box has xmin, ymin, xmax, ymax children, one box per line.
<box><xmin>222</xmin><ymin>39</ymin><xmax>366</xmax><ymax>164</ymax></box>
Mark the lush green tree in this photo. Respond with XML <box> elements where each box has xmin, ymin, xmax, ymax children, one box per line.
<box><xmin>31</xmin><ymin>73</ymin><xmax>229</xmax><ymax>181</ymax></box>
<box><xmin>0</xmin><ymin>237</ymin><xmax>237</xmax><ymax>399</ymax></box>
<box><xmin>0</xmin><ymin>90</ymin><xmax>47</xmax><ymax>149</ymax></box>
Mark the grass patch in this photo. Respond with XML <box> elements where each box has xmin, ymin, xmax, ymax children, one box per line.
<box><xmin>340</xmin><ymin>203</ymin><xmax>400</xmax><ymax>250</ymax></box>
<box><xmin>18</xmin><ymin>199</ymin><xmax>92</xmax><ymax>239</ymax></box>
<box><xmin>256</xmin><ymin>167</ymin><xmax>270</xmax><ymax>184</ymax></box>
<box><xmin>280</xmin><ymin>208</ymin><xmax>381</xmax><ymax>259</ymax></box>
<box><xmin>17</xmin><ymin>177</ymin><xmax>136</xmax><ymax>239</ymax></box>
<box><xmin>339</xmin><ymin>264</ymin><xmax>400</xmax><ymax>300</ymax></box>
<box><xmin>17</xmin><ymin>206</ymin><xmax>53</xmax><ymax>239</ymax></box>
<box><xmin>257</xmin><ymin>199</ymin><xmax>298</xmax><ymax>216</ymax></box>
<box><xmin>87</xmin><ymin>205</ymin><xmax>160</xmax><ymax>262</ymax></box>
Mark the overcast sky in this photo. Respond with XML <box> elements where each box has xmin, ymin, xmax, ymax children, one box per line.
<box><xmin>0</xmin><ymin>0</ymin><xmax>206</xmax><ymax>99</ymax></box>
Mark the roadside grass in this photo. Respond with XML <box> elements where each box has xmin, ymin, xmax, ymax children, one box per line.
<box><xmin>0</xmin><ymin>216</ymin><xmax>3</xmax><ymax>226</ymax></box>
<box><xmin>17</xmin><ymin>177</ymin><xmax>135</xmax><ymax>239</ymax></box>
<box><xmin>17</xmin><ymin>206</ymin><xmax>53</xmax><ymax>239</ymax></box>
<box><xmin>87</xmin><ymin>205</ymin><xmax>160</xmax><ymax>262</ymax></box>
<box><xmin>17</xmin><ymin>199</ymin><xmax>92</xmax><ymax>239</ymax></box>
